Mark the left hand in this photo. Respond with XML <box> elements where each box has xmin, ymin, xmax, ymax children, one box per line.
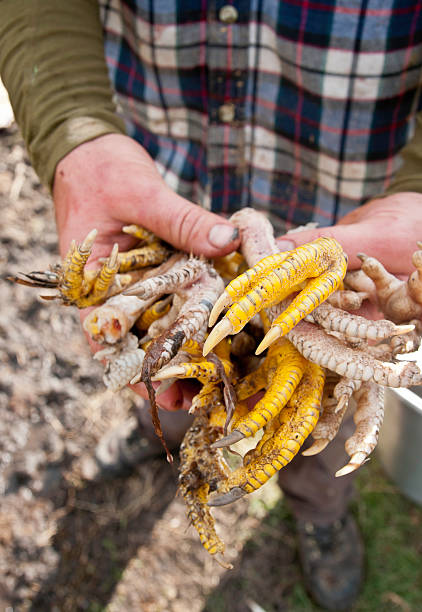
<box><xmin>276</xmin><ymin>192</ymin><xmax>422</xmax><ymax>277</ymax></box>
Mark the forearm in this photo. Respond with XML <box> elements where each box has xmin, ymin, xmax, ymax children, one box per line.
<box><xmin>0</xmin><ymin>0</ymin><xmax>126</xmax><ymax>189</ymax></box>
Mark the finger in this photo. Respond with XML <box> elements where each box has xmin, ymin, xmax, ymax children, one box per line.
<box><xmin>134</xmin><ymin>187</ymin><xmax>240</xmax><ymax>258</ymax></box>
<box><xmin>130</xmin><ymin>380</ymin><xmax>184</xmax><ymax>411</ymax></box>
<box><xmin>276</xmin><ymin>222</ymin><xmax>407</xmax><ymax>274</ymax></box>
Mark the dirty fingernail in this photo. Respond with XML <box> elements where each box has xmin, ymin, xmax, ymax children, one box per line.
<box><xmin>276</xmin><ymin>238</ymin><xmax>296</xmax><ymax>251</ymax></box>
<box><xmin>208</xmin><ymin>225</ymin><xmax>239</xmax><ymax>248</ymax></box>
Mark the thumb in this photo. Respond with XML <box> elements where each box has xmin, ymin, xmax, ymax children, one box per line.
<box><xmin>276</xmin><ymin>221</ymin><xmax>391</xmax><ymax>271</ymax></box>
<box><xmin>139</xmin><ymin>186</ymin><xmax>240</xmax><ymax>258</ymax></box>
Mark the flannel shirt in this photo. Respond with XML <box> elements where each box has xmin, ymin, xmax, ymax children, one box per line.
<box><xmin>99</xmin><ymin>0</ymin><xmax>422</xmax><ymax>232</ymax></box>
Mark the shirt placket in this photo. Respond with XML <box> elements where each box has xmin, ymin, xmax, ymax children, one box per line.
<box><xmin>206</xmin><ymin>1</ymin><xmax>249</xmax><ymax>214</ymax></box>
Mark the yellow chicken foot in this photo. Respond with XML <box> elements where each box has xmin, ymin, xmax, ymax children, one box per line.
<box><xmin>204</xmin><ymin>237</ymin><xmax>347</xmax><ymax>356</ymax></box>
<box><xmin>121</xmin><ymin>224</ymin><xmax>157</xmax><ymax>243</ymax></box>
<box><xmin>179</xmin><ymin>408</ymin><xmax>230</xmax><ymax>556</ymax></box>
<box><xmin>135</xmin><ymin>295</ymin><xmax>172</xmax><ymax>330</ymax></box>
<box><xmin>59</xmin><ymin>229</ymin><xmax>99</xmax><ymax>302</ymax></box>
<box><xmin>212</xmin><ymin>338</ymin><xmax>306</xmax><ymax>447</ymax></box>
<box><xmin>209</xmin><ymin>362</ymin><xmax>324</xmax><ymax>505</ymax></box>
<box><xmin>116</xmin><ymin>241</ymin><xmax>170</xmax><ymax>272</ymax></box>
<box><xmin>153</xmin><ymin>339</ymin><xmax>233</xmax><ymax>385</ymax></box>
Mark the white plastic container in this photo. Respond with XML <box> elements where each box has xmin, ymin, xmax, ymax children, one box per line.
<box><xmin>377</xmin><ymin>387</ymin><xmax>422</xmax><ymax>506</ymax></box>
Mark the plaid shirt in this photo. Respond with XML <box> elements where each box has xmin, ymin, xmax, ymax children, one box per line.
<box><xmin>99</xmin><ymin>0</ymin><xmax>422</xmax><ymax>233</ymax></box>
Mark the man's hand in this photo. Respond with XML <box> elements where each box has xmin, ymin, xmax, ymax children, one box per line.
<box><xmin>54</xmin><ymin>133</ymin><xmax>239</xmax><ymax>261</ymax></box>
<box><xmin>53</xmin><ymin>133</ymin><xmax>240</xmax><ymax>411</ymax></box>
<box><xmin>276</xmin><ymin>193</ymin><xmax>422</xmax><ymax>277</ymax></box>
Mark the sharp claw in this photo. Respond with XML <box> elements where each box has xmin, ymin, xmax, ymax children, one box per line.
<box><xmin>151</xmin><ymin>365</ymin><xmax>186</xmax><ymax>381</ymax></box>
<box><xmin>256</xmin><ymin>325</ymin><xmax>282</xmax><ymax>355</ymax></box>
<box><xmin>109</xmin><ymin>243</ymin><xmax>119</xmax><ymax>267</ymax></box>
<box><xmin>302</xmin><ymin>438</ymin><xmax>329</xmax><ymax>456</ymax></box>
<box><xmin>122</xmin><ymin>224</ymin><xmax>138</xmax><ymax>235</ymax></box>
<box><xmin>81</xmin><ymin>229</ymin><xmax>98</xmax><ymax>252</ymax></box>
<box><xmin>208</xmin><ymin>486</ymin><xmax>246</xmax><ymax>506</ymax></box>
<box><xmin>123</xmin><ymin>282</ymin><xmax>143</xmax><ymax>296</ymax></box>
<box><xmin>335</xmin><ymin>396</ymin><xmax>348</xmax><ymax>414</ymax></box>
<box><xmin>203</xmin><ymin>319</ymin><xmax>234</xmax><ymax>356</ymax></box>
<box><xmin>211</xmin><ymin>429</ymin><xmax>245</xmax><ymax>448</ymax></box>
<box><xmin>208</xmin><ymin>292</ymin><xmax>232</xmax><ymax>327</ymax></box>
<box><xmin>335</xmin><ymin>452</ymin><xmax>367</xmax><ymax>477</ymax></box>
<box><xmin>392</xmin><ymin>324</ymin><xmax>415</xmax><ymax>336</ymax></box>
<box><xmin>335</xmin><ymin>463</ymin><xmax>359</xmax><ymax>477</ymax></box>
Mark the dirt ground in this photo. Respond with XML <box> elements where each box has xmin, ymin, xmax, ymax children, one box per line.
<box><xmin>0</xmin><ymin>123</ymin><xmax>307</xmax><ymax>611</ymax></box>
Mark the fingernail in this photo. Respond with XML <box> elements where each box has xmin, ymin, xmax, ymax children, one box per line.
<box><xmin>276</xmin><ymin>239</ymin><xmax>296</xmax><ymax>251</ymax></box>
<box><xmin>208</xmin><ymin>225</ymin><xmax>239</xmax><ymax>249</ymax></box>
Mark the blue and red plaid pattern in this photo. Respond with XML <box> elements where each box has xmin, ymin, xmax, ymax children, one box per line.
<box><xmin>99</xmin><ymin>0</ymin><xmax>422</xmax><ymax>233</ymax></box>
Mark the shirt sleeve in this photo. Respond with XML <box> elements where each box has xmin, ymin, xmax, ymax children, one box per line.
<box><xmin>383</xmin><ymin>110</ymin><xmax>422</xmax><ymax>196</ymax></box>
<box><xmin>0</xmin><ymin>0</ymin><xmax>126</xmax><ymax>190</ymax></box>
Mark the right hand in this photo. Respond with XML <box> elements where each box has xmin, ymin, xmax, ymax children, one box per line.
<box><xmin>53</xmin><ymin>134</ymin><xmax>240</xmax><ymax>411</ymax></box>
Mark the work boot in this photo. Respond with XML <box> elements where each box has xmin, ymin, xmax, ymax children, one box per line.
<box><xmin>296</xmin><ymin>512</ymin><xmax>364</xmax><ymax>611</ymax></box>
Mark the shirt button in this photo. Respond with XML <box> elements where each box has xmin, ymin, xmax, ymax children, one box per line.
<box><xmin>218</xmin><ymin>103</ymin><xmax>236</xmax><ymax>122</ymax></box>
<box><xmin>219</xmin><ymin>5</ymin><xmax>239</xmax><ymax>23</ymax></box>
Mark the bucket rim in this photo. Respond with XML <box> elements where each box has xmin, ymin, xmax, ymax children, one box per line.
<box><xmin>386</xmin><ymin>387</ymin><xmax>422</xmax><ymax>416</ymax></box>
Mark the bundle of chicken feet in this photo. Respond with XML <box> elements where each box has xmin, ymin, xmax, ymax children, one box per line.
<box><xmin>10</xmin><ymin>208</ymin><xmax>422</xmax><ymax>564</ymax></box>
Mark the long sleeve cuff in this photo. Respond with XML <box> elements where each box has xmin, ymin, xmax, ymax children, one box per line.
<box><xmin>0</xmin><ymin>0</ymin><xmax>126</xmax><ymax>190</ymax></box>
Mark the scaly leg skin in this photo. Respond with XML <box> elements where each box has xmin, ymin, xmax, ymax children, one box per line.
<box><xmin>207</xmin><ymin>207</ymin><xmax>285</xmax><ymax>329</ymax></box>
<box><xmin>59</xmin><ymin>230</ymin><xmax>99</xmax><ymax>303</ymax></box>
<box><xmin>302</xmin><ymin>395</ymin><xmax>347</xmax><ymax>457</ymax></box>
<box><xmin>213</xmin><ymin>251</ymin><xmax>246</xmax><ymax>280</ymax></box>
<box><xmin>213</xmin><ymin>338</ymin><xmax>306</xmax><ymax>447</ymax></box>
<box><xmin>121</xmin><ymin>224</ymin><xmax>157</xmax><ymax>243</ymax></box>
<box><xmin>336</xmin><ymin>382</ymin><xmax>385</xmax><ymax>477</ymax></box>
<box><xmin>116</xmin><ymin>241</ymin><xmax>170</xmax><ymax>273</ymax></box>
<box><xmin>333</xmin><ymin>377</ymin><xmax>362</xmax><ymax>414</ymax></box>
<box><xmin>74</xmin><ymin>244</ymin><xmax>121</xmax><ymax>308</ymax></box>
<box><xmin>124</xmin><ymin>256</ymin><xmax>206</xmax><ymax>298</ymax></box>
<box><xmin>204</xmin><ymin>237</ymin><xmax>347</xmax><ymax>356</ymax></box>
<box><xmin>94</xmin><ymin>333</ymin><xmax>146</xmax><ymax>391</ymax></box>
<box><xmin>141</xmin><ymin>264</ymin><xmax>224</xmax><ymax>461</ymax></box>
<box><xmin>305</xmin><ymin>301</ymin><xmax>414</xmax><ymax>342</ymax></box>
<box><xmin>287</xmin><ymin>320</ymin><xmax>422</xmax><ymax>388</ymax></box>
<box><xmin>135</xmin><ymin>295</ymin><xmax>172</xmax><ymax>331</ymax></box>
<box><xmin>10</xmin><ymin>227</ymin><xmax>169</xmax><ymax>307</ymax></box>
<box><xmin>10</xmin><ymin>230</ymin><xmax>121</xmax><ymax>307</ymax></box>
<box><xmin>179</xmin><ymin>407</ymin><xmax>231</xmax><ymax>559</ymax></box>
<box><xmin>142</xmin><ymin>264</ymin><xmax>225</xmax><ymax>378</ymax></box>
<box><xmin>152</xmin><ymin>339</ymin><xmax>234</xmax><ymax>385</ymax></box>
<box><xmin>154</xmin><ymin>333</ymin><xmax>206</xmax><ymax>397</ymax></box>
<box><xmin>209</xmin><ymin>362</ymin><xmax>324</xmax><ymax>506</ymax></box>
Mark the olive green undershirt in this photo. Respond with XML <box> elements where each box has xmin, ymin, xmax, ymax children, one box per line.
<box><xmin>0</xmin><ymin>0</ymin><xmax>126</xmax><ymax>190</ymax></box>
<box><xmin>0</xmin><ymin>0</ymin><xmax>421</xmax><ymax>196</ymax></box>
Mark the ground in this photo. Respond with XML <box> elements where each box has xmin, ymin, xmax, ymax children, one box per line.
<box><xmin>1</xmin><ymin>121</ymin><xmax>422</xmax><ymax>612</ymax></box>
